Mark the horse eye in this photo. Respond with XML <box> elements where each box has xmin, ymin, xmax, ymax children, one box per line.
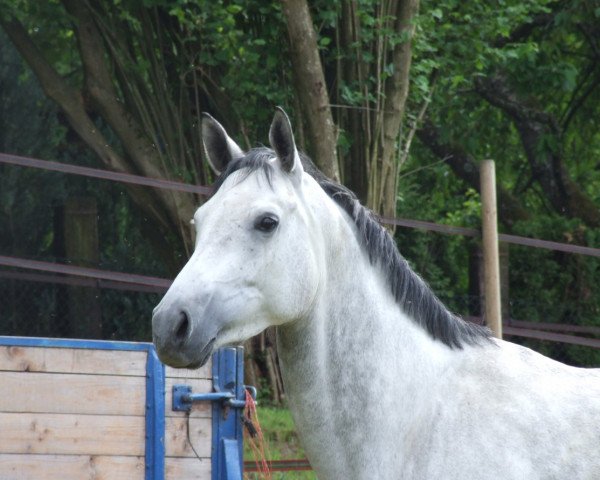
<box><xmin>255</xmin><ymin>215</ymin><xmax>279</xmax><ymax>233</ymax></box>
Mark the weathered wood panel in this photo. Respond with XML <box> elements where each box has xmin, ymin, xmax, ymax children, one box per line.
<box><xmin>0</xmin><ymin>342</ymin><xmax>215</xmax><ymax>479</ymax></box>
<box><xmin>166</xmin><ymin>457</ymin><xmax>211</xmax><ymax>479</ymax></box>
<box><xmin>0</xmin><ymin>453</ymin><xmax>145</xmax><ymax>480</ymax></box>
<box><xmin>165</xmin><ymin>361</ymin><xmax>211</xmax><ymax>380</ymax></box>
<box><xmin>0</xmin><ymin>345</ymin><xmax>147</xmax><ymax>376</ymax></box>
<box><xmin>0</xmin><ymin>412</ymin><xmax>145</xmax><ymax>456</ymax></box>
<box><xmin>0</xmin><ymin>412</ymin><xmax>212</xmax><ymax>459</ymax></box>
<box><xmin>165</xmin><ymin>416</ymin><xmax>211</xmax><ymax>458</ymax></box>
<box><xmin>0</xmin><ymin>371</ymin><xmax>145</xmax><ymax>416</ymax></box>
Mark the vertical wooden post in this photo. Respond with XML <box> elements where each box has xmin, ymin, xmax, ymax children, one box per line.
<box><xmin>56</xmin><ymin>197</ymin><xmax>103</xmax><ymax>338</ymax></box>
<box><xmin>480</xmin><ymin>160</ymin><xmax>502</xmax><ymax>338</ymax></box>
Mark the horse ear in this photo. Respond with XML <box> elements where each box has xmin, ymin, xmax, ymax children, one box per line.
<box><xmin>269</xmin><ymin>107</ymin><xmax>301</xmax><ymax>174</ymax></box>
<box><xmin>201</xmin><ymin>113</ymin><xmax>244</xmax><ymax>175</ymax></box>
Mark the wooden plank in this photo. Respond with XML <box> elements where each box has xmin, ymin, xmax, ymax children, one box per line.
<box><xmin>165</xmin><ymin>416</ymin><xmax>211</xmax><ymax>458</ymax></box>
<box><xmin>164</xmin><ymin>361</ymin><xmax>212</xmax><ymax>380</ymax></box>
<box><xmin>166</xmin><ymin>456</ymin><xmax>211</xmax><ymax>480</ymax></box>
<box><xmin>0</xmin><ymin>412</ymin><xmax>145</xmax><ymax>456</ymax></box>
<box><xmin>0</xmin><ymin>345</ymin><xmax>147</xmax><ymax>376</ymax></box>
<box><xmin>165</xmin><ymin>377</ymin><xmax>212</xmax><ymax>418</ymax></box>
<box><xmin>0</xmin><ymin>453</ymin><xmax>145</xmax><ymax>480</ymax></box>
<box><xmin>504</xmin><ymin>326</ymin><xmax>600</xmax><ymax>349</ymax></box>
<box><xmin>0</xmin><ymin>372</ymin><xmax>145</xmax><ymax>416</ymax></box>
<box><xmin>508</xmin><ymin>319</ymin><xmax>600</xmax><ymax>336</ymax></box>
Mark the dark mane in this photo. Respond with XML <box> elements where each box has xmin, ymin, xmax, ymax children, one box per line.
<box><xmin>214</xmin><ymin>147</ymin><xmax>491</xmax><ymax>348</ymax></box>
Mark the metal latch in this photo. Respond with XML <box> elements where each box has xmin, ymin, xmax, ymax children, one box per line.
<box><xmin>172</xmin><ymin>384</ymin><xmax>257</xmax><ymax>412</ymax></box>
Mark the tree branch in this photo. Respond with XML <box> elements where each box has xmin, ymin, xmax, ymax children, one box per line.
<box><xmin>375</xmin><ymin>0</ymin><xmax>420</xmax><ymax>219</ymax></box>
<box><xmin>61</xmin><ymin>0</ymin><xmax>196</xmax><ymax>247</ymax></box>
<box><xmin>417</xmin><ymin>120</ymin><xmax>530</xmax><ymax>228</ymax></box>
<box><xmin>492</xmin><ymin>11</ymin><xmax>555</xmax><ymax>48</ymax></box>
<box><xmin>475</xmin><ymin>74</ymin><xmax>600</xmax><ymax>227</ymax></box>
<box><xmin>0</xmin><ymin>16</ymin><xmax>126</xmax><ymax>173</ymax></box>
<box><xmin>1</xmin><ymin>13</ymin><xmax>192</xmax><ymax>270</ymax></box>
<box><xmin>560</xmin><ymin>69</ymin><xmax>600</xmax><ymax>134</ymax></box>
<box><xmin>474</xmin><ymin>75</ymin><xmax>557</xmax><ymax>128</ymax></box>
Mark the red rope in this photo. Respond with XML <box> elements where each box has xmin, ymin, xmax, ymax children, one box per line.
<box><xmin>243</xmin><ymin>390</ymin><xmax>272</xmax><ymax>479</ymax></box>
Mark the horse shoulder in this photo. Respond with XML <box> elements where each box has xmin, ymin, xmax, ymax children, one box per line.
<box><xmin>409</xmin><ymin>341</ymin><xmax>600</xmax><ymax>479</ymax></box>
<box><xmin>434</xmin><ymin>340</ymin><xmax>600</xmax><ymax>479</ymax></box>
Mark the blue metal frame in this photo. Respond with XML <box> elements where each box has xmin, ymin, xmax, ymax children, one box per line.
<box><xmin>211</xmin><ymin>347</ymin><xmax>245</xmax><ymax>480</ymax></box>
<box><xmin>145</xmin><ymin>347</ymin><xmax>166</xmax><ymax>479</ymax></box>
<box><xmin>0</xmin><ymin>335</ymin><xmax>156</xmax><ymax>351</ymax></box>
<box><xmin>0</xmin><ymin>336</ymin><xmax>166</xmax><ymax>480</ymax></box>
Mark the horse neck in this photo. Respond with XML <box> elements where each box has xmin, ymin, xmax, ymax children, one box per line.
<box><xmin>277</xmin><ymin>212</ymin><xmax>456</xmax><ymax>413</ymax></box>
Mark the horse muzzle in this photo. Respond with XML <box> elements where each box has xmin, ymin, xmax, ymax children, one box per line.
<box><xmin>152</xmin><ymin>305</ymin><xmax>217</xmax><ymax>368</ymax></box>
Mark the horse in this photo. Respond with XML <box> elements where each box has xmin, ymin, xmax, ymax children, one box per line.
<box><xmin>152</xmin><ymin>108</ymin><xmax>600</xmax><ymax>479</ymax></box>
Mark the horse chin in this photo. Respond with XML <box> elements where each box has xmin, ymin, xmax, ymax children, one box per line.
<box><xmin>154</xmin><ymin>336</ymin><xmax>216</xmax><ymax>369</ymax></box>
<box><xmin>188</xmin><ymin>337</ymin><xmax>216</xmax><ymax>369</ymax></box>
<box><xmin>182</xmin><ymin>337</ymin><xmax>215</xmax><ymax>370</ymax></box>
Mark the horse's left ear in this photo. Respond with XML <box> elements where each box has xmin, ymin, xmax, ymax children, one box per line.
<box><xmin>269</xmin><ymin>107</ymin><xmax>302</xmax><ymax>175</ymax></box>
<box><xmin>201</xmin><ymin>113</ymin><xmax>244</xmax><ymax>175</ymax></box>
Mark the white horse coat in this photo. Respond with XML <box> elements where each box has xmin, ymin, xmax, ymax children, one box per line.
<box><xmin>153</xmin><ymin>109</ymin><xmax>600</xmax><ymax>479</ymax></box>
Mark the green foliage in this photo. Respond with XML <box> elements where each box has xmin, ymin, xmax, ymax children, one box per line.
<box><xmin>0</xmin><ymin>30</ymin><xmax>167</xmax><ymax>341</ymax></box>
<box><xmin>244</xmin><ymin>406</ymin><xmax>316</xmax><ymax>480</ymax></box>
<box><xmin>399</xmin><ymin>0</ymin><xmax>600</xmax><ymax>367</ymax></box>
<box><xmin>395</xmin><ymin>154</ymin><xmax>479</xmax><ymax>314</ymax></box>
<box><xmin>1</xmin><ymin>0</ymin><xmax>598</xmax><ymax>364</ymax></box>
<box><xmin>510</xmin><ymin>216</ymin><xmax>600</xmax><ymax>339</ymax></box>
<box><xmin>155</xmin><ymin>0</ymin><xmax>291</xmax><ymax>140</ymax></box>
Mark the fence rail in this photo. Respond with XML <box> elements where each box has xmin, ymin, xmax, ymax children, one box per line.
<box><xmin>0</xmin><ymin>152</ymin><xmax>211</xmax><ymax>195</ymax></box>
<box><xmin>2</xmin><ymin>252</ymin><xmax>598</xmax><ymax>349</ymax></box>
<box><xmin>1</xmin><ymin>152</ymin><xmax>600</xmax><ymax>350</ymax></box>
<box><xmin>2</xmin><ymin>152</ymin><xmax>600</xmax><ymax>258</ymax></box>
<box><xmin>0</xmin><ymin>254</ymin><xmax>171</xmax><ymax>290</ymax></box>
<box><xmin>0</xmin><ymin>269</ymin><xmax>167</xmax><ymax>294</ymax></box>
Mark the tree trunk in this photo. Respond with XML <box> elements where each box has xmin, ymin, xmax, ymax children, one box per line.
<box><xmin>338</xmin><ymin>0</ymin><xmax>370</xmax><ymax>202</ymax></box>
<box><xmin>283</xmin><ymin>0</ymin><xmax>420</xmax><ymax>224</ymax></box>
<box><xmin>280</xmin><ymin>0</ymin><xmax>340</xmax><ymax>181</ymax></box>
<box><xmin>368</xmin><ymin>0</ymin><xmax>419</xmax><ymax>220</ymax></box>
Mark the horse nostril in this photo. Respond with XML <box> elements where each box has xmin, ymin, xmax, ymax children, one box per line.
<box><xmin>174</xmin><ymin>311</ymin><xmax>191</xmax><ymax>344</ymax></box>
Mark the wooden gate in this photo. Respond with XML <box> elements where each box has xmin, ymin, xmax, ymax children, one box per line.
<box><xmin>0</xmin><ymin>336</ymin><xmax>245</xmax><ymax>480</ymax></box>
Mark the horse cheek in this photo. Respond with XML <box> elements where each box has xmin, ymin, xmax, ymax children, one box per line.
<box><xmin>285</xmin><ymin>249</ymin><xmax>320</xmax><ymax>321</ymax></box>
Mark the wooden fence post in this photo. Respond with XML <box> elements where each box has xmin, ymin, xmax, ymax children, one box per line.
<box><xmin>55</xmin><ymin>197</ymin><xmax>102</xmax><ymax>338</ymax></box>
<box><xmin>480</xmin><ymin>160</ymin><xmax>503</xmax><ymax>338</ymax></box>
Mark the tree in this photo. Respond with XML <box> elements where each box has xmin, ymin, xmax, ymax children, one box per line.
<box><xmin>1</xmin><ymin>3</ymin><xmax>197</xmax><ymax>272</ymax></box>
<box><xmin>413</xmin><ymin>0</ymin><xmax>600</xmax><ymax>229</ymax></box>
<box><xmin>404</xmin><ymin>0</ymin><xmax>600</xmax><ymax>366</ymax></box>
<box><xmin>3</xmin><ymin>0</ymin><xmax>598</xmax><ymax>371</ymax></box>
<box><xmin>1</xmin><ymin>0</ymin><xmax>422</xmax><ymax>256</ymax></box>
<box><xmin>281</xmin><ymin>0</ymin><xmax>420</xmax><ymax>221</ymax></box>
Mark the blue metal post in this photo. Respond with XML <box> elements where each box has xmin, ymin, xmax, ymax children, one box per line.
<box><xmin>211</xmin><ymin>347</ymin><xmax>245</xmax><ymax>480</ymax></box>
<box><xmin>145</xmin><ymin>347</ymin><xmax>166</xmax><ymax>480</ymax></box>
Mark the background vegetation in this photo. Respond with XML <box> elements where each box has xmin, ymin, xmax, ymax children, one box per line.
<box><xmin>1</xmin><ymin>0</ymin><xmax>599</xmax><ymax>396</ymax></box>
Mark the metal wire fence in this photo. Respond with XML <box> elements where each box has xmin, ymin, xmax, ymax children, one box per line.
<box><xmin>0</xmin><ymin>272</ymin><xmax>160</xmax><ymax>342</ymax></box>
<box><xmin>1</xmin><ymin>152</ymin><xmax>599</xmax><ymax>368</ymax></box>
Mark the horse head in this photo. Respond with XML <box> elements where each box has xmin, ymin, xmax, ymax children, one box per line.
<box><xmin>152</xmin><ymin>109</ymin><xmax>323</xmax><ymax>368</ymax></box>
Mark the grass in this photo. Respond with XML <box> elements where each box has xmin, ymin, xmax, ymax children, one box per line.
<box><xmin>244</xmin><ymin>406</ymin><xmax>317</xmax><ymax>479</ymax></box>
